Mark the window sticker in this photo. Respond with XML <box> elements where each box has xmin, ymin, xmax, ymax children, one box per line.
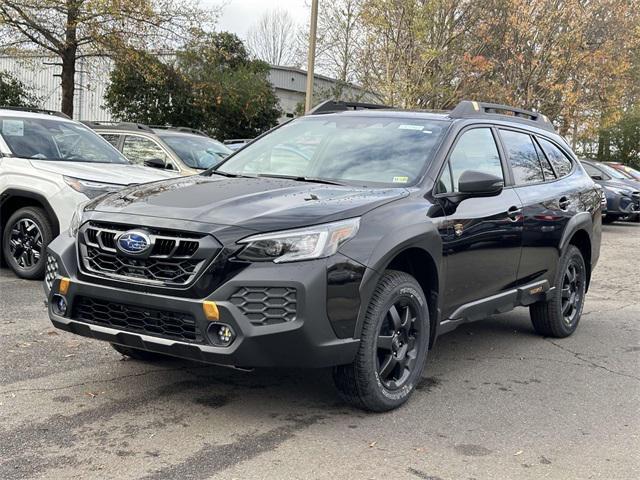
<box><xmin>2</xmin><ymin>120</ymin><xmax>24</xmax><ymax>136</ymax></box>
<box><xmin>398</xmin><ymin>124</ymin><xmax>424</xmax><ymax>131</ymax></box>
<box><xmin>392</xmin><ymin>176</ymin><xmax>409</xmax><ymax>183</ymax></box>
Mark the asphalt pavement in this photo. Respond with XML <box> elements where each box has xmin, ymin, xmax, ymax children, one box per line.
<box><xmin>0</xmin><ymin>223</ymin><xmax>638</xmax><ymax>480</ymax></box>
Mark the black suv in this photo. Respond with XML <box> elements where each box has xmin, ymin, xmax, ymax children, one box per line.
<box><xmin>45</xmin><ymin>101</ymin><xmax>602</xmax><ymax>412</ymax></box>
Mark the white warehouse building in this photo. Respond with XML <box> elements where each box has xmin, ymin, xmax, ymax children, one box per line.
<box><xmin>0</xmin><ymin>54</ymin><xmax>378</xmax><ymax>123</ymax></box>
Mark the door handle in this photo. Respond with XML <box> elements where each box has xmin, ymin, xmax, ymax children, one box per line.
<box><xmin>507</xmin><ymin>205</ymin><xmax>522</xmax><ymax>222</ymax></box>
<box><xmin>559</xmin><ymin>196</ymin><xmax>571</xmax><ymax>210</ymax></box>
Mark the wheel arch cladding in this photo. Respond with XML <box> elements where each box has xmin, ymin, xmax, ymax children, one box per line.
<box><xmin>568</xmin><ymin>229</ymin><xmax>592</xmax><ymax>291</ymax></box>
<box><xmin>355</xmin><ymin>226</ymin><xmax>443</xmax><ymax>348</ymax></box>
<box><xmin>385</xmin><ymin>247</ymin><xmax>439</xmax><ymax>348</ymax></box>
<box><xmin>0</xmin><ymin>190</ymin><xmax>60</xmax><ymax>237</ymax></box>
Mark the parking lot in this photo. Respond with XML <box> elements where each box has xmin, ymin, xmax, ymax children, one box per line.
<box><xmin>0</xmin><ymin>223</ymin><xmax>638</xmax><ymax>480</ymax></box>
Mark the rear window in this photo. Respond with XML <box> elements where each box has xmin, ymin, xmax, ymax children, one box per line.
<box><xmin>538</xmin><ymin>138</ymin><xmax>573</xmax><ymax>177</ymax></box>
<box><xmin>500</xmin><ymin>130</ymin><xmax>544</xmax><ymax>184</ymax></box>
<box><xmin>0</xmin><ymin>116</ymin><xmax>128</xmax><ymax>164</ymax></box>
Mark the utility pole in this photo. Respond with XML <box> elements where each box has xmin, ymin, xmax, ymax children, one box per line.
<box><xmin>304</xmin><ymin>0</ymin><xmax>319</xmax><ymax>113</ymax></box>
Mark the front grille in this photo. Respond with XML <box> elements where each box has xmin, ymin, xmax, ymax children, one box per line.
<box><xmin>45</xmin><ymin>255</ymin><xmax>58</xmax><ymax>291</ymax></box>
<box><xmin>230</xmin><ymin>287</ymin><xmax>297</xmax><ymax>325</ymax></box>
<box><xmin>72</xmin><ymin>296</ymin><xmax>201</xmax><ymax>343</ymax></box>
<box><xmin>78</xmin><ymin>222</ymin><xmax>220</xmax><ymax>287</ymax></box>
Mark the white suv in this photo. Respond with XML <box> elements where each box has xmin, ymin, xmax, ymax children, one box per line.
<box><xmin>0</xmin><ymin>108</ymin><xmax>176</xmax><ymax>279</ymax></box>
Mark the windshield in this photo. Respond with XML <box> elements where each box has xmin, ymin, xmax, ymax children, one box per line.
<box><xmin>0</xmin><ymin>116</ymin><xmax>129</xmax><ymax>163</ymax></box>
<box><xmin>215</xmin><ymin>115</ymin><xmax>449</xmax><ymax>186</ymax></box>
<box><xmin>599</xmin><ymin>163</ymin><xmax>631</xmax><ymax>180</ymax></box>
<box><xmin>159</xmin><ymin>134</ymin><xmax>232</xmax><ymax>169</ymax></box>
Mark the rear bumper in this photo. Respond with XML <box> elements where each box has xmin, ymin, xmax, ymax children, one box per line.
<box><xmin>46</xmin><ymin>234</ymin><xmax>360</xmax><ymax>368</ymax></box>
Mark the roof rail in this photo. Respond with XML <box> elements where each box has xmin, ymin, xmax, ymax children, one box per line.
<box><xmin>149</xmin><ymin>125</ymin><xmax>207</xmax><ymax>136</ymax></box>
<box><xmin>223</xmin><ymin>138</ymin><xmax>251</xmax><ymax>144</ymax></box>
<box><xmin>81</xmin><ymin>121</ymin><xmax>154</xmax><ymax>133</ymax></box>
<box><xmin>449</xmin><ymin>100</ymin><xmax>555</xmax><ymax>132</ymax></box>
<box><xmin>307</xmin><ymin>100</ymin><xmax>389</xmax><ymax>115</ymax></box>
<box><xmin>0</xmin><ymin>106</ymin><xmax>71</xmax><ymax>119</ymax></box>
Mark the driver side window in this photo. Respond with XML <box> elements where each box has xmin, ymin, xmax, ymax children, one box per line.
<box><xmin>436</xmin><ymin>128</ymin><xmax>503</xmax><ymax>193</ymax></box>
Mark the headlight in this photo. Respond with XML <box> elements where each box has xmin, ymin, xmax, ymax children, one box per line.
<box><xmin>237</xmin><ymin>218</ymin><xmax>360</xmax><ymax>263</ymax></box>
<box><xmin>64</xmin><ymin>176</ymin><xmax>124</xmax><ymax>199</ymax></box>
<box><xmin>604</xmin><ymin>185</ymin><xmax>632</xmax><ymax>196</ymax></box>
<box><xmin>68</xmin><ymin>201</ymin><xmax>89</xmax><ymax>237</ymax></box>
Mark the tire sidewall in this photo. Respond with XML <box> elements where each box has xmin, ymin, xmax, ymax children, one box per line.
<box><xmin>553</xmin><ymin>246</ymin><xmax>586</xmax><ymax>335</ymax></box>
<box><xmin>363</xmin><ymin>276</ymin><xmax>430</xmax><ymax>408</ymax></box>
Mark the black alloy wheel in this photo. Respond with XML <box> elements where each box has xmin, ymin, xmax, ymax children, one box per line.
<box><xmin>560</xmin><ymin>258</ymin><xmax>584</xmax><ymax>329</ymax></box>
<box><xmin>2</xmin><ymin>206</ymin><xmax>54</xmax><ymax>279</ymax></box>
<box><xmin>8</xmin><ymin>217</ymin><xmax>43</xmax><ymax>270</ymax></box>
<box><xmin>530</xmin><ymin>245</ymin><xmax>586</xmax><ymax>338</ymax></box>
<box><xmin>376</xmin><ymin>299</ymin><xmax>421</xmax><ymax>390</ymax></box>
<box><xmin>333</xmin><ymin>270</ymin><xmax>430</xmax><ymax>412</ymax></box>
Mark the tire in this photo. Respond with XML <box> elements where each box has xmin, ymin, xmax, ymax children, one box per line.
<box><xmin>333</xmin><ymin>270</ymin><xmax>430</xmax><ymax>412</ymax></box>
<box><xmin>2</xmin><ymin>207</ymin><xmax>54</xmax><ymax>279</ymax></box>
<box><xmin>111</xmin><ymin>343</ymin><xmax>169</xmax><ymax>361</ymax></box>
<box><xmin>529</xmin><ymin>245</ymin><xmax>586</xmax><ymax>338</ymax></box>
<box><xmin>602</xmin><ymin>215</ymin><xmax>617</xmax><ymax>224</ymax></box>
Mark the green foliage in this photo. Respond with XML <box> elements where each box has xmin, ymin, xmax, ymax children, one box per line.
<box><xmin>105</xmin><ymin>32</ymin><xmax>281</xmax><ymax>140</ymax></box>
<box><xmin>104</xmin><ymin>51</ymin><xmax>200</xmax><ymax>127</ymax></box>
<box><xmin>599</xmin><ymin>107</ymin><xmax>640</xmax><ymax>168</ymax></box>
<box><xmin>0</xmin><ymin>71</ymin><xmax>39</xmax><ymax>108</ymax></box>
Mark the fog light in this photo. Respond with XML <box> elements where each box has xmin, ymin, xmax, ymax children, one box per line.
<box><xmin>52</xmin><ymin>294</ymin><xmax>68</xmax><ymax>316</ymax></box>
<box><xmin>209</xmin><ymin>323</ymin><xmax>236</xmax><ymax>347</ymax></box>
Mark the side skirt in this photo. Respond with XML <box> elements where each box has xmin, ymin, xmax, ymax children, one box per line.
<box><xmin>438</xmin><ymin>280</ymin><xmax>552</xmax><ymax>335</ymax></box>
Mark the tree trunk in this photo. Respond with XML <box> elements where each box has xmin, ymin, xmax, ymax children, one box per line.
<box><xmin>60</xmin><ymin>50</ymin><xmax>76</xmax><ymax>117</ymax></box>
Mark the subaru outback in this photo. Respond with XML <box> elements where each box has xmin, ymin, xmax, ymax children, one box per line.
<box><xmin>45</xmin><ymin>101</ymin><xmax>602</xmax><ymax>411</ymax></box>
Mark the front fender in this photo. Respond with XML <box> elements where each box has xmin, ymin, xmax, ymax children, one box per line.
<box><xmin>338</xmin><ymin>199</ymin><xmax>444</xmax><ymax>339</ymax></box>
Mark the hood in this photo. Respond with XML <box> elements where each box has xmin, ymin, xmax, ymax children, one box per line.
<box><xmin>90</xmin><ymin>175</ymin><xmax>408</xmax><ymax>232</ymax></box>
<box><xmin>30</xmin><ymin>160</ymin><xmax>177</xmax><ymax>185</ymax></box>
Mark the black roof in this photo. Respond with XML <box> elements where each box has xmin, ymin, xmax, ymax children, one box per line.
<box><xmin>308</xmin><ymin>99</ymin><xmax>556</xmax><ymax>133</ymax></box>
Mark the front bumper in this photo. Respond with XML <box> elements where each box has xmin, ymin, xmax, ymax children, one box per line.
<box><xmin>45</xmin><ymin>234</ymin><xmax>360</xmax><ymax>368</ymax></box>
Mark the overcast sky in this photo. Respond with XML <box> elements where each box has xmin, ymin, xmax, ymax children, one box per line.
<box><xmin>200</xmin><ymin>0</ymin><xmax>309</xmax><ymax>40</ymax></box>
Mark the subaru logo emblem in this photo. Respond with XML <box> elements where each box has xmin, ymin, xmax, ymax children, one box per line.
<box><xmin>116</xmin><ymin>230</ymin><xmax>151</xmax><ymax>255</ymax></box>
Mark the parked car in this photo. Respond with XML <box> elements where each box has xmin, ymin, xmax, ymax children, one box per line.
<box><xmin>223</xmin><ymin>138</ymin><xmax>252</xmax><ymax>151</ymax></box>
<box><xmin>84</xmin><ymin>122</ymin><xmax>232</xmax><ymax>174</ymax></box>
<box><xmin>46</xmin><ymin>100</ymin><xmax>601</xmax><ymax>412</ymax></box>
<box><xmin>581</xmin><ymin>159</ymin><xmax>640</xmax><ymax>223</ymax></box>
<box><xmin>0</xmin><ymin>108</ymin><xmax>176</xmax><ymax>279</ymax></box>
<box><xmin>605</xmin><ymin>161</ymin><xmax>640</xmax><ymax>181</ymax></box>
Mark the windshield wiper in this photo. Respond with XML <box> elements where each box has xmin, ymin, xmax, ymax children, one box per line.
<box><xmin>256</xmin><ymin>173</ymin><xmax>345</xmax><ymax>186</ymax></box>
<box><xmin>207</xmin><ymin>170</ymin><xmax>256</xmax><ymax>179</ymax></box>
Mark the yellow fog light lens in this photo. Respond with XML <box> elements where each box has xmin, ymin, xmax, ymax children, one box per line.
<box><xmin>202</xmin><ymin>301</ymin><xmax>219</xmax><ymax>321</ymax></box>
<box><xmin>58</xmin><ymin>277</ymin><xmax>70</xmax><ymax>295</ymax></box>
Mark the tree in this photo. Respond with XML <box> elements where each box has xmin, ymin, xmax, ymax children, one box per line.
<box><xmin>178</xmin><ymin>31</ymin><xmax>281</xmax><ymax>139</ymax></box>
<box><xmin>599</xmin><ymin>107</ymin><xmax>640</xmax><ymax>167</ymax></box>
<box><xmin>0</xmin><ymin>0</ymin><xmax>213</xmax><ymax>117</ymax></box>
<box><xmin>0</xmin><ymin>71</ymin><xmax>39</xmax><ymax>107</ymax></box>
<box><xmin>246</xmin><ymin>8</ymin><xmax>299</xmax><ymax>66</ymax></box>
<box><xmin>104</xmin><ymin>51</ymin><xmax>200</xmax><ymax>127</ymax></box>
<box><xmin>105</xmin><ymin>32</ymin><xmax>281</xmax><ymax>140</ymax></box>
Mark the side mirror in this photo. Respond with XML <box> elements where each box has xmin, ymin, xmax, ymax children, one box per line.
<box><xmin>458</xmin><ymin>170</ymin><xmax>504</xmax><ymax>196</ymax></box>
<box><xmin>590</xmin><ymin>175</ymin><xmax>603</xmax><ymax>181</ymax></box>
<box><xmin>144</xmin><ymin>157</ymin><xmax>168</xmax><ymax>169</ymax></box>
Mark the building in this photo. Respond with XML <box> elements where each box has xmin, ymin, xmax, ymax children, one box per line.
<box><xmin>0</xmin><ymin>54</ymin><xmax>378</xmax><ymax>123</ymax></box>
